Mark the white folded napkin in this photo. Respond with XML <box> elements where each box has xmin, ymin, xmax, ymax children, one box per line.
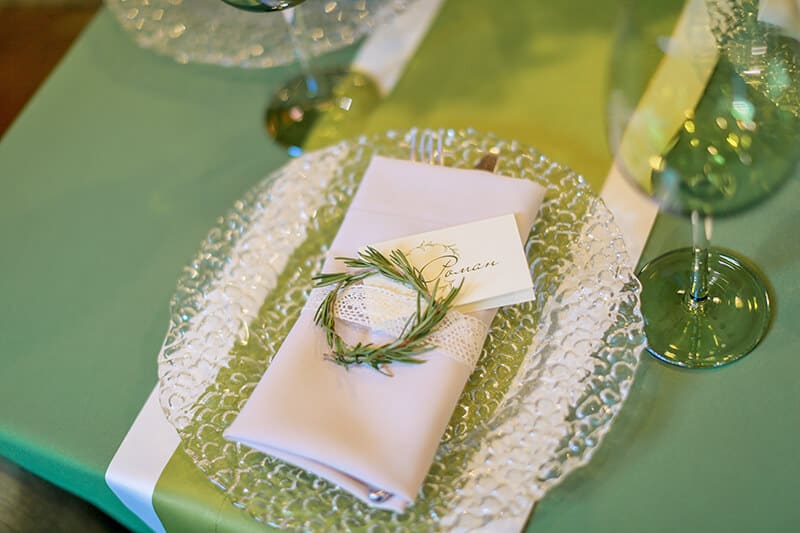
<box><xmin>224</xmin><ymin>155</ymin><xmax>546</xmax><ymax>512</ymax></box>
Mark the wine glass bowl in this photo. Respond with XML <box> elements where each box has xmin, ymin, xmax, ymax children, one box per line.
<box><xmin>607</xmin><ymin>0</ymin><xmax>800</xmax><ymax>368</ymax></box>
<box><xmin>648</xmin><ymin>54</ymin><xmax>798</xmax><ymax>218</ymax></box>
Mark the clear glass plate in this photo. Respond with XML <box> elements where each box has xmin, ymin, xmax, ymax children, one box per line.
<box><xmin>157</xmin><ymin>128</ymin><xmax>645</xmax><ymax>531</ymax></box>
<box><xmin>105</xmin><ymin>0</ymin><xmax>416</xmax><ymax>68</ymax></box>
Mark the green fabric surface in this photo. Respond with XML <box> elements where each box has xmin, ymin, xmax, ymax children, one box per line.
<box><xmin>1</xmin><ymin>0</ymin><xmax>798</xmax><ymax>532</ymax></box>
<box><xmin>0</xmin><ymin>8</ymin><xmax>323</xmax><ymax>531</ymax></box>
<box><xmin>360</xmin><ymin>0</ymin><xmax>622</xmax><ymax>188</ymax></box>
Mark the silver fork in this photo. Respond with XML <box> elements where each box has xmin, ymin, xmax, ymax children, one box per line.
<box><xmin>408</xmin><ymin>129</ymin><xmax>444</xmax><ymax>165</ymax></box>
<box><xmin>408</xmin><ymin>128</ymin><xmax>498</xmax><ymax>171</ymax></box>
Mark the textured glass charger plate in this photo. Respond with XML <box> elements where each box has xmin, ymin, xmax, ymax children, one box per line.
<box><xmin>157</xmin><ymin>128</ymin><xmax>645</xmax><ymax>531</ymax></box>
<box><xmin>105</xmin><ymin>0</ymin><xmax>415</xmax><ymax>68</ymax></box>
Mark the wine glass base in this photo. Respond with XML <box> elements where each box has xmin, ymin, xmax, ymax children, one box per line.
<box><xmin>264</xmin><ymin>67</ymin><xmax>381</xmax><ymax>153</ymax></box>
<box><xmin>638</xmin><ymin>248</ymin><xmax>771</xmax><ymax>369</ymax></box>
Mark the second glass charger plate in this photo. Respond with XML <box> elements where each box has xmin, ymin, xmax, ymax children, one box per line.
<box><xmin>106</xmin><ymin>0</ymin><xmax>417</xmax><ymax>68</ymax></box>
<box><xmin>157</xmin><ymin>128</ymin><xmax>645</xmax><ymax>531</ymax></box>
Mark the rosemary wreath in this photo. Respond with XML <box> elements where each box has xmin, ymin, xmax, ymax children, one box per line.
<box><xmin>312</xmin><ymin>247</ymin><xmax>462</xmax><ymax>375</ymax></box>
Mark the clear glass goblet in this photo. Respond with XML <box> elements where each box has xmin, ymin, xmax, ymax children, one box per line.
<box><xmin>221</xmin><ymin>0</ymin><xmax>384</xmax><ymax>152</ymax></box>
<box><xmin>607</xmin><ymin>0</ymin><xmax>800</xmax><ymax>368</ymax></box>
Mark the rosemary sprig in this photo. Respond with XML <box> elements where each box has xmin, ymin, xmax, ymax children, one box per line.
<box><xmin>312</xmin><ymin>247</ymin><xmax>462</xmax><ymax>376</ymax></box>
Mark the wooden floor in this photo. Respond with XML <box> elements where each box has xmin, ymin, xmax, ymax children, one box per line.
<box><xmin>0</xmin><ymin>2</ymin><xmax>99</xmax><ymax>136</ymax></box>
<box><xmin>0</xmin><ymin>458</ymin><xmax>126</xmax><ymax>532</ymax></box>
<box><xmin>1</xmin><ymin>5</ymin><xmax>128</xmax><ymax>531</ymax></box>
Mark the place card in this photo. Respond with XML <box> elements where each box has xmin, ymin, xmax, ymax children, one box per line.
<box><xmin>363</xmin><ymin>213</ymin><xmax>534</xmax><ymax>313</ymax></box>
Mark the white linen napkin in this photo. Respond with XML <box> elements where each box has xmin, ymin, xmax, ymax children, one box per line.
<box><xmin>223</xmin><ymin>155</ymin><xmax>546</xmax><ymax>512</ymax></box>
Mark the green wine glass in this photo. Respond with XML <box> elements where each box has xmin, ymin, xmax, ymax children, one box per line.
<box><xmin>607</xmin><ymin>0</ymin><xmax>800</xmax><ymax>368</ymax></box>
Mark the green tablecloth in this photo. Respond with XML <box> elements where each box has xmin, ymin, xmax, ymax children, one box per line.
<box><xmin>1</xmin><ymin>1</ymin><xmax>798</xmax><ymax>531</ymax></box>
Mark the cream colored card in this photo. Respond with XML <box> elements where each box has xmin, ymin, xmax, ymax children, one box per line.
<box><xmin>363</xmin><ymin>214</ymin><xmax>534</xmax><ymax>313</ymax></box>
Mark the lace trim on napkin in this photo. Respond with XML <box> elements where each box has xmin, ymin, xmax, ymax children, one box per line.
<box><xmin>306</xmin><ymin>284</ymin><xmax>488</xmax><ymax>370</ymax></box>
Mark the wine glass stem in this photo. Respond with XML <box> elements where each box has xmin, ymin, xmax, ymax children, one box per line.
<box><xmin>688</xmin><ymin>210</ymin><xmax>711</xmax><ymax>309</ymax></box>
<box><xmin>283</xmin><ymin>7</ymin><xmax>319</xmax><ymax>96</ymax></box>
